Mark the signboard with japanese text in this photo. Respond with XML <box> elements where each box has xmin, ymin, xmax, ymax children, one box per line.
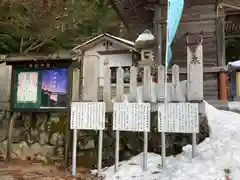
<box><xmin>113</xmin><ymin>102</ymin><xmax>151</xmax><ymax>132</ymax></box>
<box><xmin>70</xmin><ymin>102</ymin><xmax>106</xmax><ymax>130</ymax></box>
<box><xmin>158</xmin><ymin>103</ymin><xmax>199</xmax><ymax>133</ymax></box>
<box><xmin>12</xmin><ymin>61</ymin><xmax>71</xmax><ymax>112</ymax></box>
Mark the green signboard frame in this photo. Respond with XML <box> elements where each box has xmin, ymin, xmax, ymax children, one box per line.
<box><xmin>10</xmin><ymin>61</ymin><xmax>72</xmax><ymax>112</ymax></box>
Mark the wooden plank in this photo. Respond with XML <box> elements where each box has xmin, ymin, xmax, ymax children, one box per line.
<box><xmin>187</xmin><ymin>44</ymin><xmax>204</xmax><ymax>101</ymax></box>
<box><xmin>167</xmin><ymin>66</ymin><xmax>226</xmax><ymax>74</ymax></box>
<box><xmin>129</xmin><ymin>66</ymin><xmax>137</xmax><ymax>102</ymax></box>
<box><xmin>71</xmin><ymin>68</ymin><xmax>80</xmax><ymax>101</ymax></box>
<box><xmin>82</xmin><ymin>57</ymin><xmax>98</xmax><ymax>101</ymax></box>
<box><xmin>97</xmin><ymin>50</ymin><xmax>133</xmax><ymax>55</ymax></box>
<box><xmin>115</xmin><ymin>67</ymin><xmax>125</xmax><ymax>101</ymax></box>
<box><xmin>171</xmin><ymin>65</ymin><xmax>181</xmax><ymax>101</ymax></box>
<box><xmin>156</xmin><ymin>65</ymin><xmax>165</xmax><ymax>100</ymax></box>
<box><xmin>0</xmin><ymin>63</ymin><xmax>11</xmax><ymax>110</ymax></box>
<box><xmin>143</xmin><ymin>66</ymin><xmax>152</xmax><ymax>101</ymax></box>
<box><xmin>103</xmin><ymin>66</ymin><xmax>111</xmax><ymax>108</ymax></box>
<box><xmin>161</xmin><ymin>4</ymin><xmax>217</xmax><ymax>22</ymax></box>
<box><xmin>216</xmin><ymin>17</ymin><xmax>226</xmax><ymax>66</ymax></box>
<box><xmin>177</xmin><ymin>20</ymin><xmax>216</xmax><ymax>39</ymax></box>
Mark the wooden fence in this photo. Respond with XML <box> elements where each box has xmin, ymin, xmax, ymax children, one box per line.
<box><xmin>71</xmin><ymin>44</ymin><xmax>204</xmax><ymax>110</ymax></box>
<box><xmin>81</xmin><ymin>63</ymin><xmax>203</xmax><ymax>109</ymax></box>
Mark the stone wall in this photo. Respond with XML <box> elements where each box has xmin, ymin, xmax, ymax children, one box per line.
<box><xmin>0</xmin><ymin>112</ymin><xmax>210</xmax><ymax>169</ymax></box>
<box><xmin>0</xmin><ymin>112</ymin><xmax>66</xmax><ymax>163</ymax></box>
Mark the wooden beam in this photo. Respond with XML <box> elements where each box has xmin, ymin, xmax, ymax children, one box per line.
<box><xmin>153</xmin><ymin>3</ymin><xmax>163</xmax><ymax>65</ymax></box>
<box><xmin>2</xmin><ymin>53</ymin><xmax>73</xmax><ymax>63</ymax></box>
<box><xmin>216</xmin><ymin>2</ymin><xmax>226</xmax><ymax>66</ymax></box>
<box><xmin>97</xmin><ymin>50</ymin><xmax>134</xmax><ymax>55</ymax></box>
<box><xmin>167</xmin><ymin>66</ymin><xmax>227</xmax><ymax>74</ymax></box>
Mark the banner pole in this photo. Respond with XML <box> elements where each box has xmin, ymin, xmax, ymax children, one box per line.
<box><xmin>162</xmin><ymin>0</ymin><xmax>170</xmax><ymax>168</ymax></box>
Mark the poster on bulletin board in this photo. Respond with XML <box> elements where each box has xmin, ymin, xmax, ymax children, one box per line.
<box><xmin>13</xmin><ymin>62</ymin><xmax>70</xmax><ymax>112</ymax></box>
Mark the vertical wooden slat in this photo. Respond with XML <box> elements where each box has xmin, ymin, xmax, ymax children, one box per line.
<box><xmin>71</xmin><ymin>68</ymin><xmax>80</xmax><ymax>101</ymax></box>
<box><xmin>82</xmin><ymin>58</ymin><xmax>98</xmax><ymax>101</ymax></box>
<box><xmin>172</xmin><ymin>64</ymin><xmax>180</xmax><ymax>101</ymax></box>
<box><xmin>187</xmin><ymin>44</ymin><xmax>204</xmax><ymax>101</ymax></box>
<box><xmin>156</xmin><ymin>65</ymin><xmax>165</xmax><ymax>101</ymax></box>
<box><xmin>103</xmin><ymin>66</ymin><xmax>111</xmax><ymax>110</ymax></box>
<box><xmin>143</xmin><ymin>66</ymin><xmax>152</xmax><ymax>101</ymax></box>
<box><xmin>114</xmin><ymin>67</ymin><xmax>124</xmax><ymax>172</ymax></box>
<box><xmin>129</xmin><ymin>66</ymin><xmax>137</xmax><ymax>102</ymax></box>
<box><xmin>216</xmin><ymin>6</ymin><xmax>226</xmax><ymax>66</ymax></box>
<box><xmin>116</xmin><ymin>67</ymin><xmax>125</xmax><ymax>102</ymax></box>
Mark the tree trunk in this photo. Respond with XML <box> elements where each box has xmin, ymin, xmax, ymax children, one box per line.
<box><xmin>6</xmin><ymin>112</ymin><xmax>20</xmax><ymax>163</ymax></box>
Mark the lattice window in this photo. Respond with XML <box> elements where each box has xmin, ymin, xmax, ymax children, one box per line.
<box><xmin>110</xmin><ymin>66</ymin><xmax>130</xmax><ymax>84</ymax></box>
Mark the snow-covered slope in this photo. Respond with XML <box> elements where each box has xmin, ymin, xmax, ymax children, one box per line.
<box><xmin>92</xmin><ymin>102</ymin><xmax>240</xmax><ymax>179</ymax></box>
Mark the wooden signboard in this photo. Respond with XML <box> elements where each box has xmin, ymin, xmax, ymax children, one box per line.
<box><xmin>11</xmin><ymin>61</ymin><xmax>72</xmax><ymax>112</ymax></box>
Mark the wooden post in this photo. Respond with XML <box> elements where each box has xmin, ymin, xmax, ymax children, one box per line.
<box><xmin>82</xmin><ymin>56</ymin><xmax>98</xmax><ymax>101</ymax></box>
<box><xmin>219</xmin><ymin>72</ymin><xmax>228</xmax><ymax>100</ymax></box>
<box><xmin>114</xmin><ymin>67</ymin><xmax>125</xmax><ymax>172</ymax></box>
<box><xmin>153</xmin><ymin>4</ymin><xmax>163</xmax><ymax>65</ymax></box>
<box><xmin>156</xmin><ymin>65</ymin><xmax>165</xmax><ymax>101</ymax></box>
<box><xmin>66</xmin><ymin>67</ymin><xmax>80</xmax><ymax>169</ymax></box>
<box><xmin>103</xmin><ymin>66</ymin><xmax>111</xmax><ymax>110</ymax></box>
<box><xmin>216</xmin><ymin>3</ymin><xmax>226</xmax><ymax>67</ymax></box>
<box><xmin>6</xmin><ymin>112</ymin><xmax>20</xmax><ymax>163</ymax></box>
<box><xmin>172</xmin><ymin>65</ymin><xmax>180</xmax><ymax>101</ymax></box>
<box><xmin>129</xmin><ymin>67</ymin><xmax>137</xmax><ymax>102</ymax></box>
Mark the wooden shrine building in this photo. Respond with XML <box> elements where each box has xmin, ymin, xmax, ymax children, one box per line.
<box><xmin>110</xmin><ymin>0</ymin><xmax>240</xmax><ymax>101</ymax></box>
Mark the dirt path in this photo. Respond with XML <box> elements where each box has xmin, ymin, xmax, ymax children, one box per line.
<box><xmin>0</xmin><ymin>159</ymin><xmax>97</xmax><ymax>180</ymax></box>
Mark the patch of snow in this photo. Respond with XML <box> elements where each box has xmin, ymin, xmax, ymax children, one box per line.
<box><xmin>135</xmin><ymin>33</ymin><xmax>155</xmax><ymax>43</ymax></box>
<box><xmin>228</xmin><ymin>101</ymin><xmax>240</xmax><ymax>112</ymax></box>
<box><xmin>229</xmin><ymin>60</ymin><xmax>240</xmax><ymax>67</ymax></box>
<box><xmin>91</xmin><ymin>102</ymin><xmax>240</xmax><ymax>179</ymax></box>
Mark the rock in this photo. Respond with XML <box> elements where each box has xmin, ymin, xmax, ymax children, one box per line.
<box><xmin>49</xmin><ymin>132</ymin><xmax>60</xmax><ymax>145</ymax></box>
<box><xmin>50</xmin><ymin>115</ymin><xmax>60</xmax><ymax>124</ymax></box>
<box><xmin>36</xmin><ymin>114</ymin><xmax>48</xmax><ymax>132</ymax></box>
<box><xmin>29</xmin><ymin>143</ymin><xmax>41</xmax><ymax>156</ymax></box>
<box><xmin>26</xmin><ymin>129</ymin><xmax>40</xmax><ymax>144</ymax></box>
<box><xmin>23</xmin><ymin>115</ymin><xmax>31</xmax><ymax>129</ymax></box>
<box><xmin>12</xmin><ymin>141</ymin><xmax>33</xmax><ymax>160</ymax></box>
<box><xmin>56</xmin><ymin>134</ymin><xmax>64</xmax><ymax>148</ymax></box>
<box><xmin>0</xmin><ymin>140</ymin><xmax>7</xmax><ymax>156</ymax></box>
<box><xmin>35</xmin><ymin>154</ymin><xmax>47</xmax><ymax>163</ymax></box>
<box><xmin>0</xmin><ymin>114</ymin><xmax>9</xmax><ymax>129</ymax></box>
<box><xmin>12</xmin><ymin>128</ymin><xmax>25</xmax><ymax>143</ymax></box>
<box><xmin>78</xmin><ymin>139</ymin><xmax>95</xmax><ymax>150</ymax></box>
<box><xmin>39</xmin><ymin>132</ymin><xmax>49</xmax><ymax>145</ymax></box>
<box><xmin>40</xmin><ymin>145</ymin><xmax>54</xmax><ymax>158</ymax></box>
<box><xmin>55</xmin><ymin>147</ymin><xmax>64</xmax><ymax>158</ymax></box>
<box><xmin>0</xmin><ymin>129</ymin><xmax>7</xmax><ymax>141</ymax></box>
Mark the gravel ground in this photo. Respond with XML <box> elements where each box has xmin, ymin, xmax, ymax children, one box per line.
<box><xmin>0</xmin><ymin>159</ymin><xmax>97</xmax><ymax>180</ymax></box>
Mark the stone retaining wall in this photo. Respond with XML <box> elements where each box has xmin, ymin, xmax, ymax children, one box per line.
<box><xmin>0</xmin><ymin>112</ymin><xmax>210</xmax><ymax>168</ymax></box>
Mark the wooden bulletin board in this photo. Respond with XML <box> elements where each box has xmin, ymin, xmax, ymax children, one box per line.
<box><xmin>10</xmin><ymin>61</ymin><xmax>72</xmax><ymax>112</ymax></box>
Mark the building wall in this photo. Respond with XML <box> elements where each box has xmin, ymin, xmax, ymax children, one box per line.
<box><xmin>161</xmin><ymin>2</ymin><xmax>220</xmax><ymax>100</ymax></box>
<box><xmin>83</xmin><ymin>41</ymin><xmax>132</xmax><ymax>87</ymax></box>
<box><xmin>0</xmin><ymin>63</ymin><xmax>12</xmax><ymax>110</ymax></box>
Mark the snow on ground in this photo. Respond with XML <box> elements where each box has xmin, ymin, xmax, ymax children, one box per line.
<box><xmin>92</xmin><ymin>102</ymin><xmax>240</xmax><ymax>179</ymax></box>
